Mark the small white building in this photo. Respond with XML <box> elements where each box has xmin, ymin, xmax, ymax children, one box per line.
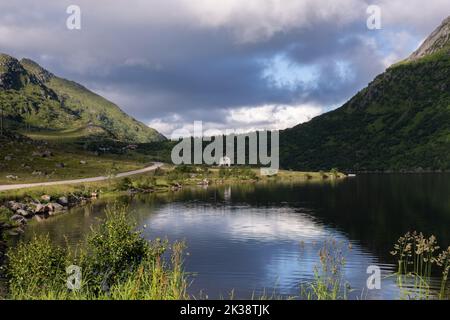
<box><xmin>219</xmin><ymin>156</ymin><xmax>231</xmax><ymax>167</ymax></box>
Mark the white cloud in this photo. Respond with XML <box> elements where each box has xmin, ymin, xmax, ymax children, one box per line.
<box><xmin>150</xmin><ymin>104</ymin><xmax>322</xmax><ymax>137</ymax></box>
<box><xmin>228</xmin><ymin>104</ymin><xmax>322</xmax><ymax>130</ymax></box>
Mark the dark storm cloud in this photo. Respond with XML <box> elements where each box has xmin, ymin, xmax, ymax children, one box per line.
<box><xmin>1</xmin><ymin>0</ymin><xmax>450</xmax><ymax>134</ymax></box>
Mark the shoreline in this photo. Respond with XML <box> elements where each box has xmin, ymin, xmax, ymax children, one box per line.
<box><xmin>0</xmin><ymin>167</ymin><xmax>346</xmax><ymax>235</ymax></box>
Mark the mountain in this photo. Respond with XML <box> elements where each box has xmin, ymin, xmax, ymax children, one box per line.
<box><xmin>0</xmin><ymin>53</ymin><xmax>165</xmax><ymax>143</ymax></box>
<box><xmin>280</xmin><ymin>16</ymin><xmax>450</xmax><ymax>172</ymax></box>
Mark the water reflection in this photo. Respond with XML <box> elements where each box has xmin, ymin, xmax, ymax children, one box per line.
<box><xmin>21</xmin><ymin>174</ymin><xmax>450</xmax><ymax>299</ymax></box>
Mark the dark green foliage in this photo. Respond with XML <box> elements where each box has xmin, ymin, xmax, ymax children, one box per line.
<box><xmin>117</xmin><ymin>177</ymin><xmax>133</xmax><ymax>191</ymax></box>
<box><xmin>82</xmin><ymin>206</ymin><xmax>150</xmax><ymax>291</ymax></box>
<box><xmin>280</xmin><ymin>49</ymin><xmax>450</xmax><ymax>171</ymax></box>
<box><xmin>218</xmin><ymin>167</ymin><xmax>257</xmax><ymax>180</ymax></box>
<box><xmin>7</xmin><ymin>235</ymin><xmax>68</xmax><ymax>296</ymax></box>
<box><xmin>6</xmin><ymin>205</ymin><xmax>185</xmax><ymax>299</ymax></box>
<box><xmin>132</xmin><ymin>176</ymin><xmax>156</xmax><ymax>190</ymax></box>
<box><xmin>0</xmin><ymin>207</ymin><xmax>13</xmax><ymax>225</ymax></box>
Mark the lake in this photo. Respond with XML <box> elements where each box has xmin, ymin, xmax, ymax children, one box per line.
<box><xmin>21</xmin><ymin>174</ymin><xmax>450</xmax><ymax>299</ymax></box>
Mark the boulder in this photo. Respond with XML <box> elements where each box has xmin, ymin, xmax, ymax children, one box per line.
<box><xmin>42</xmin><ymin>150</ymin><xmax>53</xmax><ymax>157</ymax></box>
<box><xmin>57</xmin><ymin>196</ymin><xmax>69</xmax><ymax>206</ymax></box>
<box><xmin>34</xmin><ymin>203</ymin><xmax>47</xmax><ymax>214</ymax></box>
<box><xmin>7</xmin><ymin>201</ymin><xmax>25</xmax><ymax>211</ymax></box>
<box><xmin>47</xmin><ymin>202</ymin><xmax>64</xmax><ymax>213</ymax></box>
<box><xmin>41</xmin><ymin>194</ymin><xmax>51</xmax><ymax>202</ymax></box>
<box><xmin>16</xmin><ymin>209</ymin><xmax>33</xmax><ymax>218</ymax></box>
<box><xmin>10</xmin><ymin>214</ymin><xmax>26</xmax><ymax>224</ymax></box>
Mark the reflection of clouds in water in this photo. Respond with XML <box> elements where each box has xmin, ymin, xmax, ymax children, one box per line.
<box><xmin>146</xmin><ymin>204</ymin><xmax>327</xmax><ymax>241</ymax></box>
<box><xmin>225</xmin><ymin>208</ymin><xmax>326</xmax><ymax>241</ymax></box>
<box><xmin>139</xmin><ymin>201</ymin><xmax>401</xmax><ymax>299</ymax></box>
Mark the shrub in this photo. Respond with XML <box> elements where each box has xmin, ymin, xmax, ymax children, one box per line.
<box><xmin>0</xmin><ymin>207</ymin><xmax>13</xmax><ymax>225</ymax></box>
<box><xmin>7</xmin><ymin>234</ymin><xmax>68</xmax><ymax>298</ymax></box>
<box><xmin>330</xmin><ymin>168</ymin><xmax>339</xmax><ymax>178</ymax></box>
<box><xmin>5</xmin><ymin>204</ymin><xmax>188</xmax><ymax>300</ymax></box>
<box><xmin>82</xmin><ymin>206</ymin><xmax>150</xmax><ymax>291</ymax></box>
<box><xmin>132</xmin><ymin>176</ymin><xmax>155</xmax><ymax>190</ymax></box>
<box><xmin>117</xmin><ymin>177</ymin><xmax>133</xmax><ymax>191</ymax></box>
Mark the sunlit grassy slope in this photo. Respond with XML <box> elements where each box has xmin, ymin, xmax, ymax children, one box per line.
<box><xmin>0</xmin><ymin>54</ymin><xmax>165</xmax><ymax>143</ymax></box>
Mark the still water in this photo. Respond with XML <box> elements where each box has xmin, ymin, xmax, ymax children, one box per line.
<box><xmin>22</xmin><ymin>174</ymin><xmax>450</xmax><ymax>299</ymax></box>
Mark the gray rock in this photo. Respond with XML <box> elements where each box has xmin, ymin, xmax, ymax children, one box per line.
<box><xmin>47</xmin><ymin>202</ymin><xmax>64</xmax><ymax>213</ymax></box>
<box><xmin>408</xmin><ymin>16</ymin><xmax>450</xmax><ymax>61</ymax></box>
<box><xmin>57</xmin><ymin>196</ymin><xmax>69</xmax><ymax>206</ymax></box>
<box><xmin>7</xmin><ymin>201</ymin><xmax>25</xmax><ymax>211</ymax></box>
<box><xmin>34</xmin><ymin>203</ymin><xmax>47</xmax><ymax>214</ymax></box>
<box><xmin>10</xmin><ymin>215</ymin><xmax>26</xmax><ymax>224</ymax></box>
<box><xmin>16</xmin><ymin>209</ymin><xmax>33</xmax><ymax>217</ymax></box>
<box><xmin>42</xmin><ymin>150</ymin><xmax>53</xmax><ymax>157</ymax></box>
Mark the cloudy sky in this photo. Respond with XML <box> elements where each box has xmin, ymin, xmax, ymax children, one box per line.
<box><xmin>1</xmin><ymin>0</ymin><xmax>450</xmax><ymax>137</ymax></box>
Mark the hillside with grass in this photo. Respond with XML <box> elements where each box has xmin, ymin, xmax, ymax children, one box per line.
<box><xmin>0</xmin><ymin>54</ymin><xmax>165</xmax><ymax>143</ymax></box>
<box><xmin>280</xmin><ymin>16</ymin><xmax>450</xmax><ymax>172</ymax></box>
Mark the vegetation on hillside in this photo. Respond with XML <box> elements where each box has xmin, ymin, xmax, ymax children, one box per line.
<box><xmin>0</xmin><ymin>53</ymin><xmax>164</xmax><ymax>144</ymax></box>
<box><xmin>280</xmin><ymin>24</ymin><xmax>450</xmax><ymax>172</ymax></box>
<box><xmin>0</xmin><ymin>132</ymin><xmax>147</xmax><ymax>185</ymax></box>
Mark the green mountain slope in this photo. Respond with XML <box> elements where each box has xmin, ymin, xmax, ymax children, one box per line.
<box><xmin>280</xmin><ymin>17</ymin><xmax>450</xmax><ymax>172</ymax></box>
<box><xmin>0</xmin><ymin>54</ymin><xmax>165</xmax><ymax>143</ymax></box>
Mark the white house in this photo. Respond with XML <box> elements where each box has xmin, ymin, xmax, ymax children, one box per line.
<box><xmin>219</xmin><ymin>156</ymin><xmax>231</xmax><ymax>167</ymax></box>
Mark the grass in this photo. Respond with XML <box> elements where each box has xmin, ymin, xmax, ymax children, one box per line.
<box><xmin>300</xmin><ymin>239</ymin><xmax>349</xmax><ymax>300</ymax></box>
<box><xmin>4</xmin><ymin>205</ymin><xmax>188</xmax><ymax>300</ymax></box>
<box><xmin>391</xmin><ymin>231</ymin><xmax>450</xmax><ymax>300</ymax></box>
<box><xmin>0</xmin><ymin>134</ymin><xmax>148</xmax><ymax>185</ymax></box>
<box><xmin>2</xmin><ymin>219</ymin><xmax>449</xmax><ymax>300</ymax></box>
<box><xmin>0</xmin><ymin>164</ymin><xmax>343</xmax><ymax>202</ymax></box>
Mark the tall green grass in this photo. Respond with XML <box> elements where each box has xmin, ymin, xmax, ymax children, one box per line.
<box><xmin>391</xmin><ymin>231</ymin><xmax>450</xmax><ymax>300</ymax></box>
<box><xmin>5</xmin><ymin>205</ymin><xmax>188</xmax><ymax>300</ymax></box>
<box><xmin>301</xmin><ymin>239</ymin><xmax>349</xmax><ymax>300</ymax></box>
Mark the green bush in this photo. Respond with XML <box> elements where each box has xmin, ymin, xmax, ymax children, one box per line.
<box><xmin>132</xmin><ymin>176</ymin><xmax>156</xmax><ymax>190</ymax></box>
<box><xmin>117</xmin><ymin>177</ymin><xmax>133</xmax><ymax>191</ymax></box>
<box><xmin>6</xmin><ymin>204</ymin><xmax>188</xmax><ymax>300</ymax></box>
<box><xmin>0</xmin><ymin>207</ymin><xmax>13</xmax><ymax>225</ymax></box>
<box><xmin>7</xmin><ymin>234</ymin><xmax>68</xmax><ymax>297</ymax></box>
<box><xmin>82</xmin><ymin>206</ymin><xmax>150</xmax><ymax>291</ymax></box>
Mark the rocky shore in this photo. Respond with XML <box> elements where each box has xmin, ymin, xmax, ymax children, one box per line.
<box><xmin>0</xmin><ymin>192</ymin><xmax>98</xmax><ymax>236</ymax></box>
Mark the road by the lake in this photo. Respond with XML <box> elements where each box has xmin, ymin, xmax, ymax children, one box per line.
<box><xmin>0</xmin><ymin>162</ymin><xmax>164</xmax><ymax>192</ymax></box>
